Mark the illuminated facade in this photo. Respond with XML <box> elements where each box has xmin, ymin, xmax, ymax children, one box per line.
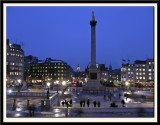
<box><xmin>6</xmin><ymin>39</ymin><xmax>24</xmax><ymax>85</ymax></box>
<box><xmin>30</xmin><ymin>58</ymin><xmax>71</xmax><ymax>84</ymax></box>
<box><xmin>121</xmin><ymin>58</ymin><xmax>154</xmax><ymax>86</ymax></box>
<box><xmin>77</xmin><ymin>64</ymin><xmax>80</xmax><ymax>73</ymax></box>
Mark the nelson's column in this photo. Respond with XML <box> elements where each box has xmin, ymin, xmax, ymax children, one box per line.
<box><xmin>84</xmin><ymin>11</ymin><xmax>104</xmax><ymax>91</ymax></box>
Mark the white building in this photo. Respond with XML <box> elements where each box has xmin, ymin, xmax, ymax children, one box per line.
<box><xmin>121</xmin><ymin>58</ymin><xmax>154</xmax><ymax>86</ymax></box>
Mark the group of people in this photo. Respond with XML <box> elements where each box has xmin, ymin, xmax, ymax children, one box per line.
<box><xmin>79</xmin><ymin>99</ymin><xmax>101</xmax><ymax>108</ymax></box>
<box><xmin>61</xmin><ymin>99</ymin><xmax>72</xmax><ymax>108</ymax></box>
<box><xmin>80</xmin><ymin>99</ymin><xmax>90</xmax><ymax>107</ymax></box>
<box><xmin>103</xmin><ymin>92</ymin><xmax>122</xmax><ymax>102</ymax></box>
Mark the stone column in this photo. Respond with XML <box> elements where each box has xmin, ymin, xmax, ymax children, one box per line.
<box><xmin>90</xmin><ymin>11</ymin><xmax>97</xmax><ymax>67</ymax></box>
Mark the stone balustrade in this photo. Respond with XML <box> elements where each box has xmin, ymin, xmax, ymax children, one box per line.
<box><xmin>7</xmin><ymin>91</ymin><xmax>55</xmax><ymax>97</ymax></box>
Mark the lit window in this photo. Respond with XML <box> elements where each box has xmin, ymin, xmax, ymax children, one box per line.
<box><xmin>136</xmin><ymin>73</ymin><xmax>138</xmax><ymax>75</ymax></box>
<box><xmin>140</xmin><ymin>73</ymin><xmax>142</xmax><ymax>75</ymax></box>
<box><xmin>136</xmin><ymin>77</ymin><xmax>139</xmax><ymax>79</ymax></box>
<box><xmin>149</xmin><ymin>73</ymin><xmax>152</xmax><ymax>75</ymax></box>
<box><xmin>136</xmin><ymin>69</ymin><xmax>138</xmax><ymax>71</ymax></box>
<box><xmin>143</xmin><ymin>69</ymin><xmax>145</xmax><ymax>71</ymax></box>
<box><xmin>148</xmin><ymin>69</ymin><xmax>151</xmax><ymax>72</ymax></box>
<box><xmin>143</xmin><ymin>73</ymin><xmax>145</xmax><ymax>75</ymax></box>
<box><xmin>149</xmin><ymin>77</ymin><xmax>152</xmax><ymax>80</ymax></box>
<box><xmin>139</xmin><ymin>69</ymin><xmax>142</xmax><ymax>71</ymax></box>
<box><xmin>140</xmin><ymin>77</ymin><xmax>142</xmax><ymax>79</ymax></box>
<box><xmin>149</xmin><ymin>62</ymin><xmax>151</xmax><ymax>64</ymax></box>
<box><xmin>143</xmin><ymin>77</ymin><xmax>145</xmax><ymax>80</ymax></box>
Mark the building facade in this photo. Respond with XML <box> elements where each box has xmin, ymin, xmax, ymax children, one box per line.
<box><xmin>24</xmin><ymin>55</ymin><xmax>38</xmax><ymax>83</ymax></box>
<box><xmin>6</xmin><ymin>39</ymin><xmax>24</xmax><ymax>85</ymax></box>
<box><xmin>121</xmin><ymin>58</ymin><xmax>154</xmax><ymax>86</ymax></box>
<box><xmin>30</xmin><ymin>58</ymin><xmax>72</xmax><ymax>85</ymax></box>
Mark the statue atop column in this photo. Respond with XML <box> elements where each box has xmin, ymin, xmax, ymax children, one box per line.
<box><xmin>92</xmin><ymin>11</ymin><xmax>95</xmax><ymax>20</ymax></box>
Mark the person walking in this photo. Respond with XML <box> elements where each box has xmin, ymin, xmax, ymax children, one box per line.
<box><xmin>104</xmin><ymin>94</ymin><xmax>106</xmax><ymax>100</ymax></box>
<box><xmin>119</xmin><ymin>93</ymin><xmax>121</xmax><ymax>99</ymax></box>
<box><xmin>97</xmin><ymin>101</ymin><xmax>100</xmax><ymax>108</ymax></box>
<box><xmin>66</xmin><ymin>101</ymin><xmax>69</xmax><ymax>108</ymax></box>
<box><xmin>93</xmin><ymin>100</ymin><xmax>97</xmax><ymax>107</ymax></box>
<box><xmin>70</xmin><ymin>99</ymin><xmax>72</xmax><ymax>107</ymax></box>
<box><xmin>62</xmin><ymin>101</ymin><xmax>65</xmax><ymax>107</ymax></box>
<box><xmin>80</xmin><ymin>100</ymin><xmax>83</xmax><ymax>107</ymax></box>
<box><xmin>83</xmin><ymin>99</ymin><xmax>85</xmax><ymax>107</ymax></box>
<box><xmin>87</xmin><ymin>98</ymin><xmax>90</xmax><ymax>107</ymax></box>
<box><xmin>32</xmin><ymin>104</ymin><xmax>35</xmax><ymax>116</ymax></box>
<box><xmin>121</xmin><ymin>99</ymin><xmax>125</xmax><ymax>107</ymax></box>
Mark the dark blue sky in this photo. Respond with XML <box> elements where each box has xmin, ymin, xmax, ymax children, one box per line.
<box><xmin>7</xmin><ymin>6</ymin><xmax>154</xmax><ymax>71</ymax></box>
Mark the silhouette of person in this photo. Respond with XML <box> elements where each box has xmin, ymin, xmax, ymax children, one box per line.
<box><xmin>87</xmin><ymin>99</ymin><xmax>90</xmax><ymax>107</ymax></box>
<box><xmin>97</xmin><ymin>101</ymin><xmax>100</xmax><ymax>107</ymax></box>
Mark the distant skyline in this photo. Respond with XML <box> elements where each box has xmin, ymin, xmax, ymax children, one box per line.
<box><xmin>7</xmin><ymin>6</ymin><xmax>154</xmax><ymax>71</ymax></box>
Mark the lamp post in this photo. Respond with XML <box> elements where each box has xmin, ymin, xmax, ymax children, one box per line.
<box><xmin>17</xmin><ymin>79</ymin><xmax>21</xmax><ymax>92</ymax></box>
<box><xmin>56</xmin><ymin>80</ymin><xmax>60</xmax><ymax>106</ymax></box>
<box><xmin>62</xmin><ymin>81</ymin><xmax>66</xmax><ymax>95</ymax></box>
<box><xmin>47</xmin><ymin>82</ymin><xmax>50</xmax><ymax>99</ymax></box>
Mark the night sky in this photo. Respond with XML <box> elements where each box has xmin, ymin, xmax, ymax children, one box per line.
<box><xmin>7</xmin><ymin>6</ymin><xmax>154</xmax><ymax>71</ymax></box>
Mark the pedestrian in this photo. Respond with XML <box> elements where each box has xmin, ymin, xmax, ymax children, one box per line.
<box><xmin>62</xmin><ymin>101</ymin><xmax>64</xmax><ymax>107</ymax></box>
<box><xmin>80</xmin><ymin>100</ymin><xmax>83</xmax><ymax>107</ymax></box>
<box><xmin>87</xmin><ymin>99</ymin><xmax>90</xmax><ymax>107</ymax></box>
<box><xmin>121</xmin><ymin>99</ymin><xmax>125</xmax><ymax>107</ymax></box>
<box><xmin>97</xmin><ymin>101</ymin><xmax>100</xmax><ymax>107</ymax></box>
<box><xmin>70</xmin><ymin>99</ymin><xmax>72</xmax><ymax>107</ymax></box>
<box><xmin>65</xmin><ymin>99</ymin><xmax>67</xmax><ymax>104</ymax></box>
<box><xmin>66</xmin><ymin>101</ymin><xmax>69</xmax><ymax>108</ymax></box>
<box><xmin>28</xmin><ymin>106</ymin><xmax>32</xmax><ymax>117</ymax></box>
<box><xmin>93</xmin><ymin>101</ymin><xmax>97</xmax><ymax>107</ymax></box>
<box><xmin>119</xmin><ymin>93</ymin><xmax>121</xmax><ymax>99</ymax></box>
<box><xmin>104</xmin><ymin>94</ymin><xmax>106</xmax><ymax>100</ymax></box>
<box><xmin>108</xmin><ymin>95</ymin><xmax>111</xmax><ymax>101</ymax></box>
<box><xmin>32</xmin><ymin>104</ymin><xmax>35</xmax><ymax>116</ymax></box>
<box><xmin>83</xmin><ymin>99</ymin><xmax>85</xmax><ymax>107</ymax></box>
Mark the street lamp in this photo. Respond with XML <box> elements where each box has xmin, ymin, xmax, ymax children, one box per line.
<box><xmin>56</xmin><ymin>80</ymin><xmax>60</xmax><ymax>106</ymax></box>
<box><xmin>125</xmin><ymin>81</ymin><xmax>130</xmax><ymax>94</ymax></box>
<box><xmin>56</xmin><ymin>80</ymin><xmax>59</xmax><ymax>93</ymax></box>
<box><xmin>62</xmin><ymin>81</ymin><xmax>66</xmax><ymax>86</ymax></box>
<box><xmin>17</xmin><ymin>79</ymin><xmax>21</xmax><ymax>92</ymax></box>
<box><xmin>47</xmin><ymin>82</ymin><xmax>50</xmax><ymax>99</ymax></box>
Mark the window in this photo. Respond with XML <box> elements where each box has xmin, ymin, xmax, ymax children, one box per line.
<box><xmin>149</xmin><ymin>73</ymin><xmax>152</xmax><ymax>75</ymax></box>
<box><xmin>149</xmin><ymin>77</ymin><xmax>152</xmax><ymax>80</ymax></box>
<box><xmin>143</xmin><ymin>73</ymin><xmax>145</xmax><ymax>75</ymax></box>
<box><xmin>136</xmin><ymin>77</ymin><xmax>139</xmax><ymax>79</ymax></box>
<box><xmin>148</xmin><ymin>69</ymin><xmax>151</xmax><ymax>72</ymax></box>
<box><xmin>143</xmin><ymin>77</ymin><xmax>145</xmax><ymax>80</ymax></box>
<box><xmin>136</xmin><ymin>73</ymin><xmax>138</xmax><ymax>75</ymax></box>
<box><xmin>140</xmin><ymin>73</ymin><xmax>142</xmax><ymax>75</ymax></box>
<box><xmin>143</xmin><ymin>69</ymin><xmax>145</xmax><ymax>71</ymax></box>
<box><xmin>140</xmin><ymin>77</ymin><xmax>142</xmax><ymax>79</ymax></box>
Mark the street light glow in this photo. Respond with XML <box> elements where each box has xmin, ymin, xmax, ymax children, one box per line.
<box><xmin>56</xmin><ymin>80</ymin><xmax>59</xmax><ymax>84</ymax></box>
<box><xmin>125</xmin><ymin>81</ymin><xmax>129</xmax><ymax>86</ymax></box>
<box><xmin>8</xmin><ymin>89</ymin><xmax>12</xmax><ymax>93</ymax></box>
<box><xmin>47</xmin><ymin>82</ymin><xmax>50</xmax><ymax>87</ymax></box>
<box><xmin>18</xmin><ymin>79</ymin><xmax>21</xmax><ymax>83</ymax></box>
<box><xmin>62</xmin><ymin>81</ymin><xmax>66</xmax><ymax>86</ymax></box>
